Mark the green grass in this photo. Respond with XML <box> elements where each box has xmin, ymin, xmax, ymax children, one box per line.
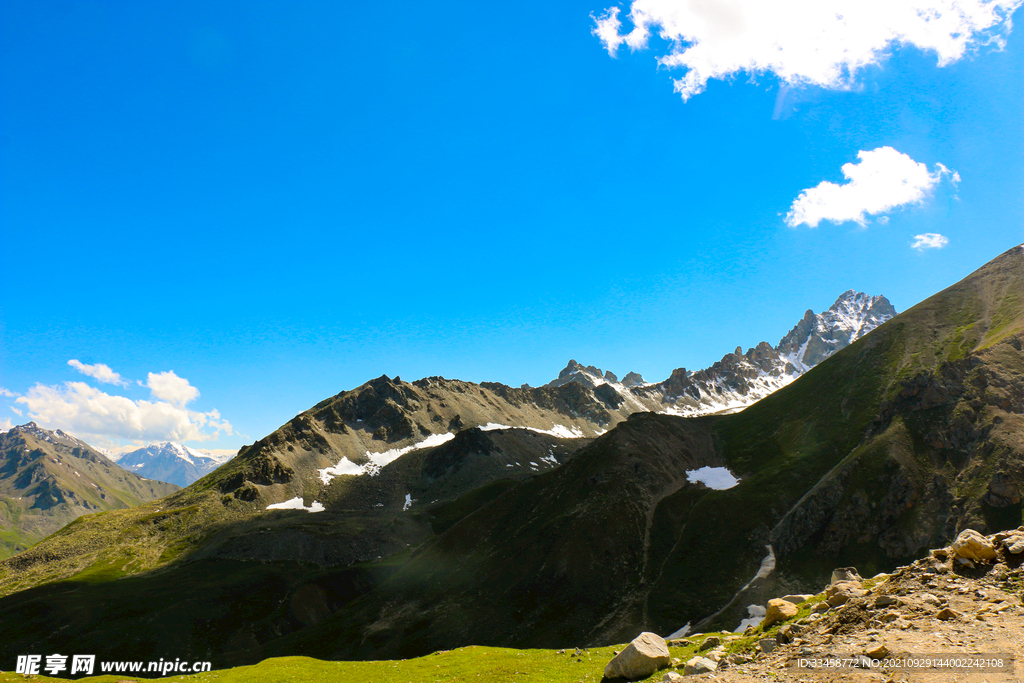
<box><xmin>0</xmin><ymin>645</ymin><xmax>699</xmax><ymax>683</ymax></box>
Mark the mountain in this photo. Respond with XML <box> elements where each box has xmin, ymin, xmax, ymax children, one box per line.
<box><xmin>547</xmin><ymin>290</ymin><xmax>897</xmax><ymax>417</ymax></box>
<box><xmin>0</xmin><ymin>249</ymin><xmax>1018</xmax><ymax>669</ymax></box>
<box><xmin>0</xmin><ymin>423</ymin><xmax>180</xmax><ymax>559</ymax></box>
<box><xmin>111</xmin><ymin>442</ymin><xmax>235</xmax><ymax>487</ymax></box>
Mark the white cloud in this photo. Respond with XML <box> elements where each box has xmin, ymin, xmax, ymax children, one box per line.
<box><xmin>15</xmin><ymin>381</ymin><xmax>232</xmax><ymax>444</ymax></box>
<box><xmin>11</xmin><ymin>407</ymin><xmax>23</xmax><ymax>417</ymax></box>
<box><xmin>911</xmin><ymin>232</ymin><xmax>950</xmax><ymax>250</ymax></box>
<box><xmin>785</xmin><ymin>147</ymin><xmax>957</xmax><ymax>228</ymax></box>
<box><xmin>0</xmin><ymin>387</ymin><xmax>15</xmax><ymax>398</ymax></box>
<box><xmin>0</xmin><ymin>418</ymin><xmax>12</xmax><ymax>432</ymax></box>
<box><xmin>593</xmin><ymin>0</ymin><xmax>1022</xmax><ymax>100</ymax></box>
<box><xmin>147</xmin><ymin>370</ymin><xmax>200</xmax><ymax>407</ymax></box>
<box><xmin>67</xmin><ymin>359</ymin><xmax>129</xmax><ymax>386</ymax></box>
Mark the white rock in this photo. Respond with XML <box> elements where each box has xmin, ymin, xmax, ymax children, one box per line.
<box><xmin>604</xmin><ymin>632</ymin><xmax>671</xmax><ymax>679</ymax></box>
<box><xmin>952</xmin><ymin>529</ymin><xmax>997</xmax><ymax>562</ymax></box>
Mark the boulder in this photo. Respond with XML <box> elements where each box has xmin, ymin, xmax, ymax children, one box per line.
<box><xmin>780</xmin><ymin>594</ymin><xmax>814</xmax><ymax>605</ymax></box>
<box><xmin>604</xmin><ymin>632</ymin><xmax>671</xmax><ymax>680</ymax></box>
<box><xmin>759</xmin><ymin>638</ymin><xmax>777</xmax><ymax>654</ymax></box>
<box><xmin>826</xmin><ymin>581</ymin><xmax>867</xmax><ymax>607</ymax></box>
<box><xmin>763</xmin><ymin>598</ymin><xmax>800</xmax><ymax>627</ymax></box>
<box><xmin>698</xmin><ymin>635</ymin><xmax>720</xmax><ymax>651</ymax></box>
<box><xmin>996</xmin><ymin>532</ymin><xmax>1024</xmax><ymax>555</ymax></box>
<box><xmin>952</xmin><ymin>529</ymin><xmax>997</xmax><ymax>562</ymax></box>
<box><xmin>683</xmin><ymin>657</ymin><xmax>717</xmax><ymax>675</ymax></box>
<box><xmin>830</xmin><ymin>567</ymin><xmax>862</xmax><ymax>584</ymax></box>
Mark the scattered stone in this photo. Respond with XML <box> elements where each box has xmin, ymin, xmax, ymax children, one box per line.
<box><xmin>952</xmin><ymin>529</ymin><xmax>997</xmax><ymax>562</ymax></box>
<box><xmin>706</xmin><ymin>651</ymin><xmax>724</xmax><ymax>663</ymax></box>
<box><xmin>604</xmin><ymin>632</ymin><xmax>671</xmax><ymax>680</ymax></box>
<box><xmin>763</xmin><ymin>598</ymin><xmax>800</xmax><ymax>627</ymax></box>
<box><xmin>919</xmin><ymin>593</ymin><xmax>942</xmax><ymax>606</ymax></box>
<box><xmin>874</xmin><ymin>595</ymin><xmax>899</xmax><ymax>608</ymax></box>
<box><xmin>727</xmin><ymin>653</ymin><xmax>749</xmax><ymax>665</ymax></box>
<box><xmin>698</xmin><ymin>635</ymin><xmax>720</xmax><ymax>651</ymax></box>
<box><xmin>662</xmin><ymin>671</ymin><xmax>685</xmax><ymax>683</ymax></box>
<box><xmin>781</xmin><ymin>594</ymin><xmax>814</xmax><ymax>604</ymax></box>
<box><xmin>878</xmin><ymin>610</ymin><xmax>900</xmax><ymax>623</ymax></box>
<box><xmin>759</xmin><ymin>639</ymin><xmax>777</xmax><ymax>654</ymax></box>
<box><xmin>683</xmin><ymin>657</ymin><xmax>717</xmax><ymax>675</ymax></box>
<box><xmin>1008</xmin><ymin>538</ymin><xmax>1024</xmax><ymax>555</ymax></box>
<box><xmin>935</xmin><ymin>607</ymin><xmax>961</xmax><ymax>621</ymax></box>
<box><xmin>668</xmin><ymin>639</ymin><xmax>690</xmax><ymax>647</ymax></box>
<box><xmin>811</xmin><ymin>602</ymin><xmax>830</xmax><ymax>614</ymax></box>
<box><xmin>776</xmin><ymin>623</ymin><xmax>802</xmax><ymax>644</ymax></box>
<box><xmin>865</xmin><ymin>643</ymin><xmax>890</xmax><ymax>659</ymax></box>
<box><xmin>670</xmin><ymin>657</ymin><xmax>682</xmax><ymax>667</ymax></box>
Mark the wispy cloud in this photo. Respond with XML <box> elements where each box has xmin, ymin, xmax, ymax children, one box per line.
<box><xmin>68</xmin><ymin>359</ymin><xmax>129</xmax><ymax>387</ymax></box>
<box><xmin>0</xmin><ymin>418</ymin><xmax>12</xmax><ymax>432</ymax></box>
<box><xmin>785</xmin><ymin>147</ymin><xmax>957</xmax><ymax>228</ymax></box>
<box><xmin>592</xmin><ymin>0</ymin><xmax>1023</xmax><ymax>100</ymax></box>
<box><xmin>0</xmin><ymin>387</ymin><xmax>15</xmax><ymax>398</ymax></box>
<box><xmin>912</xmin><ymin>233</ymin><xmax>950</xmax><ymax>250</ymax></box>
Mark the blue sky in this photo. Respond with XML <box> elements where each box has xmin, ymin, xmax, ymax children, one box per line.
<box><xmin>1</xmin><ymin>1</ymin><xmax>1022</xmax><ymax>451</ymax></box>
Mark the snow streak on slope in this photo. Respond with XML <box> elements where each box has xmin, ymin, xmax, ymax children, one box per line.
<box><xmin>318</xmin><ymin>432</ymin><xmax>456</xmax><ymax>484</ymax></box>
<box><xmin>266</xmin><ymin>497</ymin><xmax>325</xmax><ymax>513</ymax></box>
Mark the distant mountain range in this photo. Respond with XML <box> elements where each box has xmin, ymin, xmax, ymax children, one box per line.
<box><xmin>109</xmin><ymin>442</ymin><xmax>235</xmax><ymax>487</ymax></box>
<box><xmin>0</xmin><ymin>423</ymin><xmax>179</xmax><ymax>559</ymax></box>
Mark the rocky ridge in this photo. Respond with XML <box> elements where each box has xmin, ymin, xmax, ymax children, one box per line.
<box><xmin>548</xmin><ymin>290</ymin><xmax>896</xmax><ymax>418</ymax></box>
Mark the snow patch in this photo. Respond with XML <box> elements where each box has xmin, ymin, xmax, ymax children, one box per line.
<box><xmin>734</xmin><ymin>604</ymin><xmax>767</xmax><ymax>633</ymax></box>
<box><xmin>686</xmin><ymin>466</ymin><xmax>739</xmax><ymax>490</ymax></box>
<box><xmin>266</xmin><ymin>497</ymin><xmax>325</xmax><ymax>513</ymax></box>
<box><xmin>318</xmin><ymin>432</ymin><xmax>455</xmax><ymax>484</ymax></box>
<box><xmin>403</xmin><ymin>493</ymin><xmax>414</xmax><ymax>511</ymax></box>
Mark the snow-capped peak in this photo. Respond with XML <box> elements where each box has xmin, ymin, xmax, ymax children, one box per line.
<box><xmin>114</xmin><ymin>442</ymin><xmax>237</xmax><ymax>487</ymax></box>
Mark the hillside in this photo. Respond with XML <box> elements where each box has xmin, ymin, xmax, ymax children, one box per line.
<box><xmin>2</xmin><ymin>526</ymin><xmax>1023</xmax><ymax>682</ymax></box>
<box><xmin>0</xmin><ymin>423</ymin><xmax>180</xmax><ymax>559</ymax></box>
<box><xmin>0</xmin><ymin>247</ymin><xmax>1017</xmax><ymax>669</ymax></box>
